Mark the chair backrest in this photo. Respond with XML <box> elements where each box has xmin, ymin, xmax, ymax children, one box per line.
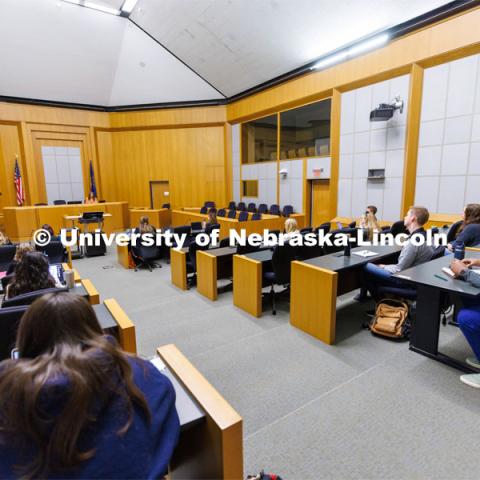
<box><xmin>390</xmin><ymin>220</ymin><xmax>408</xmax><ymax>236</ymax></box>
<box><xmin>432</xmin><ymin>245</ymin><xmax>446</xmax><ymax>260</ymax></box>
<box><xmin>227</xmin><ymin>210</ymin><xmax>237</xmax><ymax>219</ymax></box>
<box><xmin>36</xmin><ymin>241</ymin><xmax>65</xmax><ymax>264</ymax></box>
<box><xmin>162</xmin><ymin>203</ymin><xmax>171</xmax><ymax>209</ymax></box>
<box><xmin>270</xmin><ymin>229</ymin><xmax>281</xmax><ymax>239</ymax></box>
<box><xmin>219</xmin><ymin>237</ymin><xmax>230</xmax><ymax>248</ymax></box>
<box><xmin>271</xmin><ymin>244</ymin><xmax>297</xmax><ymax>284</ymax></box>
<box><xmin>315</xmin><ymin>222</ymin><xmax>331</xmax><ymax>235</ymax></box>
<box><xmin>0</xmin><ymin>245</ymin><xmax>16</xmax><ymax>271</ymax></box>
<box><xmin>204</xmin><ymin>201</ymin><xmax>215</xmax><ymax>208</ymax></box>
<box><xmin>238</xmin><ymin>211</ymin><xmax>249</xmax><ymax>222</ymax></box>
<box><xmin>258</xmin><ymin>204</ymin><xmax>268</xmax><ymax>214</ymax></box>
<box><xmin>217</xmin><ymin>208</ymin><xmax>226</xmax><ymax>217</ymax></box>
<box><xmin>323</xmin><ymin>230</ymin><xmax>348</xmax><ymax>255</ymax></box>
<box><xmin>191</xmin><ymin>222</ymin><xmax>202</xmax><ymax>231</ymax></box>
<box><xmin>188</xmin><ymin>241</ymin><xmax>209</xmax><ymax>270</ymax></box>
<box><xmin>300</xmin><ymin>227</ymin><xmax>313</xmax><ymax>234</ymax></box>
<box><xmin>132</xmin><ymin>239</ymin><xmax>161</xmax><ymax>261</ymax></box>
<box><xmin>2</xmin><ymin>287</ymin><xmax>69</xmax><ymax>308</ymax></box>
<box><xmin>53</xmin><ymin>200</ymin><xmax>66</xmax><ymax>205</ymax></box>
<box><xmin>347</xmin><ymin>221</ymin><xmax>356</xmax><ymax>228</ymax></box>
<box><xmin>34</xmin><ymin>203</ymin><xmax>47</xmax><ymax>206</ymax></box>
<box><xmin>237</xmin><ymin>202</ymin><xmax>246</xmax><ymax>211</ymax></box>
<box><xmin>0</xmin><ymin>305</ymin><xmax>28</xmax><ymax>361</ymax></box>
<box><xmin>269</xmin><ymin>204</ymin><xmax>280</xmax><ymax>215</ymax></box>
<box><xmin>67</xmin><ymin>200</ymin><xmax>82</xmax><ymax>204</ymax></box>
<box><xmin>247</xmin><ymin>203</ymin><xmax>256</xmax><ymax>212</ymax></box>
<box><xmin>236</xmin><ymin>243</ymin><xmax>259</xmax><ymax>255</ymax></box>
<box><xmin>282</xmin><ymin>205</ymin><xmax>294</xmax><ymax>217</ymax></box>
<box><xmin>251</xmin><ymin>213</ymin><xmax>261</xmax><ymax>221</ymax></box>
<box><xmin>205</xmin><ymin>223</ymin><xmax>220</xmax><ymax>235</ymax></box>
<box><xmin>200</xmin><ymin>206</ymin><xmax>208</xmax><ymax>214</ymax></box>
<box><xmin>447</xmin><ymin>220</ymin><xmax>463</xmax><ymax>243</ymax></box>
<box><xmin>228</xmin><ymin>201</ymin><xmax>236</xmax><ymax>210</ymax></box>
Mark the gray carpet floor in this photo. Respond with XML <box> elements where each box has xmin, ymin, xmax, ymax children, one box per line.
<box><xmin>74</xmin><ymin>248</ymin><xmax>480</xmax><ymax>480</ymax></box>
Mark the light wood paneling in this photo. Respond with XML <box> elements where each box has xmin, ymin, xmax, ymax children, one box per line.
<box><xmin>290</xmin><ymin>261</ymin><xmax>338</xmax><ymax>344</ymax></box>
<box><xmin>425</xmin><ymin>213</ymin><xmax>462</xmax><ymax>228</ymax></box>
<box><xmin>171</xmin><ymin>248</ymin><xmax>188</xmax><ymax>290</ymax></box>
<box><xmin>81</xmin><ymin>278</ymin><xmax>100</xmax><ymax>305</ymax></box>
<box><xmin>232</xmin><ymin>254</ymin><xmax>262</xmax><ymax>317</ymax></box>
<box><xmin>104</xmin><ymin>298</ymin><xmax>137</xmax><ymax>354</ymax></box>
<box><xmin>329</xmin><ymin>89</ymin><xmax>341</xmax><ymax>219</ymax></box>
<box><xmin>117</xmin><ymin>244</ymin><xmax>131</xmax><ymax>269</ymax></box>
<box><xmin>311</xmin><ymin>180</ymin><xmax>331</xmax><ymax>227</ymax></box>
<box><xmin>196</xmin><ymin>250</ymin><xmax>218</xmax><ymax>301</ymax></box>
<box><xmin>129</xmin><ymin>208</ymin><xmax>171</xmax><ymax>229</ymax></box>
<box><xmin>157</xmin><ymin>343</ymin><xmax>243</xmax><ymax>480</ymax></box>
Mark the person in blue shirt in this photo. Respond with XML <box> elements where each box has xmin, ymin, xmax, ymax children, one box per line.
<box><xmin>450</xmin><ymin>257</ymin><xmax>480</xmax><ymax>389</ymax></box>
<box><xmin>448</xmin><ymin>204</ymin><xmax>480</xmax><ymax>251</ymax></box>
<box><xmin>0</xmin><ymin>292</ymin><xmax>180</xmax><ymax>479</ymax></box>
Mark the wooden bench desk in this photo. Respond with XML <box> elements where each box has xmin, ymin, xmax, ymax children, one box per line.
<box><xmin>170</xmin><ymin>247</ymin><xmax>189</xmax><ymax>290</ymax></box>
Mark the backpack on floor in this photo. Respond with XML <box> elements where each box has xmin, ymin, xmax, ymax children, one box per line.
<box><xmin>370</xmin><ymin>298</ymin><xmax>410</xmax><ymax>340</ymax></box>
<box><xmin>247</xmin><ymin>471</ymin><xmax>283</xmax><ymax>480</ymax></box>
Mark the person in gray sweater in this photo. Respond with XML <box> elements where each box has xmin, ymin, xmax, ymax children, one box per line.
<box><xmin>450</xmin><ymin>257</ymin><xmax>480</xmax><ymax>388</ymax></box>
<box><xmin>364</xmin><ymin>206</ymin><xmax>435</xmax><ymax>299</ymax></box>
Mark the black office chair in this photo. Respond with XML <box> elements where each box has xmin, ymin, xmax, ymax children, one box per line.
<box><xmin>263</xmin><ymin>244</ymin><xmax>296</xmax><ymax>315</ymax></box>
<box><xmin>67</xmin><ymin>200</ymin><xmax>82</xmax><ymax>204</ymax></box>
<box><xmin>200</xmin><ymin>206</ymin><xmax>208</xmax><ymax>214</ymax></box>
<box><xmin>295</xmin><ymin>230</ymin><xmax>323</xmax><ymax>261</ymax></box>
<box><xmin>205</xmin><ymin>223</ymin><xmax>220</xmax><ymax>235</ymax></box>
<box><xmin>191</xmin><ymin>222</ymin><xmax>203</xmax><ymax>234</ymax></box>
<box><xmin>186</xmin><ymin>241</ymin><xmax>209</xmax><ymax>286</ymax></box>
<box><xmin>0</xmin><ymin>305</ymin><xmax>28</xmax><ymax>360</ymax></box>
<box><xmin>1</xmin><ymin>274</ymin><xmax>14</xmax><ymax>291</ymax></box>
<box><xmin>247</xmin><ymin>203</ymin><xmax>257</xmax><ymax>213</ymax></box>
<box><xmin>131</xmin><ymin>238</ymin><xmax>161</xmax><ymax>272</ymax></box>
<box><xmin>238</xmin><ymin>211</ymin><xmax>249</xmax><ymax>222</ymax></box>
<box><xmin>323</xmin><ymin>230</ymin><xmax>349</xmax><ymax>255</ymax></box>
<box><xmin>34</xmin><ymin>203</ymin><xmax>48</xmax><ymax>206</ymax></box>
<box><xmin>251</xmin><ymin>213</ymin><xmax>261</xmax><ymax>221</ymax></box>
<box><xmin>258</xmin><ymin>204</ymin><xmax>268</xmax><ymax>214</ymax></box>
<box><xmin>347</xmin><ymin>221</ymin><xmax>356</xmax><ymax>229</ymax></box>
<box><xmin>300</xmin><ymin>227</ymin><xmax>313</xmax><ymax>234</ymax></box>
<box><xmin>162</xmin><ymin>203</ymin><xmax>171</xmax><ymax>209</ymax></box>
<box><xmin>53</xmin><ymin>200</ymin><xmax>67</xmax><ymax>205</ymax></box>
<box><xmin>237</xmin><ymin>202</ymin><xmax>246</xmax><ymax>211</ymax></box>
<box><xmin>227</xmin><ymin>210</ymin><xmax>237</xmax><ymax>219</ymax></box>
<box><xmin>269</xmin><ymin>204</ymin><xmax>280</xmax><ymax>216</ymax></box>
<box><xmin>389</xmin><ymin>220</ymin><xmax>408</xmax><ymax>237</ymax></box>
<box><xmin>314</xmin><ymin>222</ymin><xmax>331</xmax><ymax>235</ymax></box>
<box><xmin>219</xmin><ymin>237</ymin><xmax>231</xmax><ymax>248</ymax></box>
<box><xmin>173</xmin><ymin>225</ymin><xmax>192</xmax><ymax>248</ymax></box>
<box><xmin>447</xmin><ymin>220</ymin><xmax>464</xmax><ymax>243</ymax></box>
<box><xmin>0</xmin><ymin>245</ymin><xmax>16</xmax><ymax>272</ymax></box>
<box><xmin>204</xmin><ymin>201</ymin><xmax>215</xmax><ymax>209</ymax></box>
<box><xmin>269</xmin><ymin>229</ymin><xmax>281</xmax><ymax>239</ymax></box>
<box><xmin>36</xmin><ymin>241</ymin><xmax>67</xmax><ymax>264</ymax></box>
<box><xmin>282</xmin><ymin>205</ymin><xmax>294</xmax><ymax>217</ymax></box>
<box><xmin>217</xmin><ymin>208</ymin><xmax>226</xmax><ymax>217</ymax></box>
<box><xmin>2</xmin><ymin>287</ymin><xmax>68</xmax><ymax>308</ymax></box>
<box><xmin>228</xmin><ymin>201</ymin><xmax>236</xmax><ymax>210</ymax></box>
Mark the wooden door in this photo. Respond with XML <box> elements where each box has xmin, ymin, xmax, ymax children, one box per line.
<box><xmin>150</xmin><ymin>181</ymin><xmax>170</xmax><ymax>208</ymax></box>
<box><xmin>311</xmin><ymin>180</ymin><xmax>330</xmax><ymax>227</ymax></box>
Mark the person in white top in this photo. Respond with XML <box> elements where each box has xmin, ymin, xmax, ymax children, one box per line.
<box><xmin>283</xmin><ymin>218</ymin><xmax>301</xmax><ymax>242</ymax></box>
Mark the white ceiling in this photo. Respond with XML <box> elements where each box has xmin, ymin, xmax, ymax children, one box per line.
<box><xmin>0</xmin><ymin>0</ymin><xmax>454</xmax><ymax>107</ymax></box>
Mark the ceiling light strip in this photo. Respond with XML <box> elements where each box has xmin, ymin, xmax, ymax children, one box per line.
<box><xmin>62</xmin><ymin>0</ymin><xmax>120</xmax><ymax>16</ymax></box>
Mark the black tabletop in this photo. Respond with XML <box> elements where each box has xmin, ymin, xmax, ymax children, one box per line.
<box><xmin>70</xmin><ymin>283</ymin><xmax>88</xmax><ymax>298</ymax></box>
<box><xmin>243</xmin><ymin>249</ymin><xmax>274</xmax><ymax>263</ymax></box>
<box><xmin>205</xmin><ymin>246</ymin><xmax>238</xmax><ymax>257</ymax></box>
<box><xmin>395</xmin><ymin>251</ymin><xmax>480</xmax><ymax>297</ymax></box>
<box><xmin>303</xmin><ymin>245</ymin><xmax>402</xmax><ymax>272</ymax></box>
<box><xmin>93</xmin><ymin>303</ymin><xmax>118</xmax><ymax>330</ymax></box>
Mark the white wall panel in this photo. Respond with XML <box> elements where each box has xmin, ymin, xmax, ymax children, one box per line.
<box><xmin>440</xmin><ymin>144</ymin><xmax>469</xmax><ymax>176</ymax></box>
<box><xmin>337</xmin><ymin>179</ymin><xmax>352</xmax><ymax>218</ymax></box>
<box><xmin>419</xmin><ymin>120</ymin><xmax>444</xmax><ymax>147</ymax></box>
<box><xmin>444</xmin><ymin>115</ymin><xmax>472</xmax><ymax>145</ymax></box>
<box><xmin>445</xmin><ymin>55</ymin><xmax>478</xmax><ymax>118</ymax></box>
<box><xmin>437</xmin><ymin>176</ymin><xmax>466</xmax><ymax>214</ymax></box>
<box><xmin>421</xmin><ymin>63</ymin><xmax>448</xmax><ymax>122</ymax></box>
<box><xmin>465</xmin><ymin>176</ymin><xmax>480</xmax><ymax>204</ymax></box>
<box><xmin>417</xmin><ymin>146</ymin><xmax>442</xmax><ymax>176</ymax></box>
<box><xmin>383</xmin><ymin>178</ymin><xmax>403</xmax><ymax>221</ymax></box>
<box><xmin>414</xmin><ymin>177</ymin><xmax>439</xmax><ymax>210</ymax></box>
<box><xmin>468</xmin><ymin>143</ymin><xmax>480</xmax><ymax>175</ymax></box>
<box><xmin>385</xmin><ymin>149</ymin><xmax>405</xmax><ymax>178</ymax></box>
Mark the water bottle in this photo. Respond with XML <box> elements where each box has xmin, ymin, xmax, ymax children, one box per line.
<box><xmin>454</xmin><ymin>241</ymin><xmax>465</xmax><ymax>261</ymax></box>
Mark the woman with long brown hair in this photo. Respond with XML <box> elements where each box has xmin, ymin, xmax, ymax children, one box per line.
<box><xmin>0</xmin><ymin>292</ymin><xmax>179</xmax><ymax>478</ymax></box>
<box><xmin>449</xmin><ymin>203</ymin><xmax>480</xmax><ymax>250</ymax></box>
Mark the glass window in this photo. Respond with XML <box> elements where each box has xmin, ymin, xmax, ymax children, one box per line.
<box><xmin>242</xmin><ymin>180</ymin><xmax>258</xmax><ymax>197</ymax></box>
<box><xmin>241</xmin><ymin>114</ymin><xmax>277</xmax><ymax>164</ymax></box>
<box><xmin>280</xmin><ymin>99</ymin><xmax>331</xmax><ymax>159</ymax></box>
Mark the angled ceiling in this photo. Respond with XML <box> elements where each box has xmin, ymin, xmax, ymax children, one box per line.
<box><xmin>0</xmin><ymin>0</ymin><xmax>459</xmax><ymax>108</ymax></box>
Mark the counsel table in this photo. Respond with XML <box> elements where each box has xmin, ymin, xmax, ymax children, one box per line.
<box><xmin>290</xmin><ymin>245</ymin><xmax>402</xmax><ymax>344</ymax></box>
<box><xmin>395</xmin><ymin>251</ymin><xmax>480</xmax><ymax>372</ymax></box>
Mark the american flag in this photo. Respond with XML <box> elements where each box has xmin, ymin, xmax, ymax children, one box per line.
<box><xmin>14</xmin><ymin>158</ymin><xmax>25</xmax><ymax>206</ymax></box>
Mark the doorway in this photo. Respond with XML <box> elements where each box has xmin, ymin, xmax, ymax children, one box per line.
<box><xmin>150</xmin><ymin>181</ymin><xmax>170</xmax><ymax>209</ymax></box>
<box><xmin>309</xmin><ymin>179</ymin><xmax>330</xmax><ymax>227</ymax></box>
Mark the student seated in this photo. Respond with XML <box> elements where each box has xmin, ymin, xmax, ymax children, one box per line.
<box><xmin>5</xmin><ymin>251</ymin><xmax>63</xmax><ymax>300</ymax></box>
<box><xmin>0</xmin><ymin>292</ymin><xmax>180</xmax><ymax>478</ymax></box>
<box><xmin>284</xmin><ymin>218</ymin><xmax>301</xmax><ymax>242</ymax></box>
<box><xmin>202</xmin><ymin>208</ymin><xmax>217</xmax><ymax>230</ymax></box>
<box><xmin>134</xmin><ymin>215</ymin><xmax>156</xmax><ymax>234</ymax></box>
<box><xmin>359</xmin><ymin>205</ymin><xmax>378</xmax><ymax>230</ymax></box>
<box><xmin>450</xmin><ymin>257</ymin><xmax>480</xmax><ymax>388</ymax></box>
<box><xmin>360</xmin><ymin>211</ymin><xmax>380</xmax><ymax>241</ymax></box>
<box><xmin>364</xmin><ymin>206</ymin><xmax>434</xmax><ymax>299</ymax></box>
<box><xmin>41</xmin><ymin>223</ymin><xmax>61</xmax><ymax>241</ymax></box>
<box><xmin>0</xmin><ymin>231</ymin><xmax>12</xmax><ymax>246</ymax></box>
<box><xmin>6</xmin><ymin>242</ymin><xmax>34</xmax><ymax>276</ymax></box>
<box><xmin>84</xmin><ymin>191</ymin><xmax>98</xmax><ymax>204</ymax></box>
<box><xmin>448</xmin><ymin>203</ymin><xmax>480</xmax><ymax>251</ymax></box>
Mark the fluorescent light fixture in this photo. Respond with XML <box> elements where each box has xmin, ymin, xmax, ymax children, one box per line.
<box><xmin>347</xmin><ymin>33</ymin><xmax>389</xmax><ymax>57</ymax></box>
<box><xmin>312</xmin><ymin>33</ymin><xmax>389</xmax><ymax>71</ymax></box>
<box><xmin>121</xmin><ymin>0</ymin><xmax>138</xmax><ymax>14</ymax></box>
<box><xmin>62</xmin><ymin>0</ymin><xmax>120</xmax><ymax>15</ymax></box>
<box><xmin>311</xmin><ymin>51</ymin><xmax>348</xmax><ymax>70</ymax></box>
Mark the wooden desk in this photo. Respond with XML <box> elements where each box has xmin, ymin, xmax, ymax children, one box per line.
<box><xmin>425</xmin><ymin>213</ymin><xmax>461</xmax><ymax>229</ymax></box>
<box><xmin>396</xmin><ymin>251</ymin><xmax>480</xmax><ymax>373</ymax></box>
<box><xmin>197</xmin><ymin>247</ymin><xmax>237</xmax><ymax>301</ymax></box>
<box><xmin>233</xmin><ymin>249</ymin><xmax>273</xmax><ymax>317</ymax></box>
<box><xmin>157</xmin><ymin>344</ymin><xmax>243</xmax><ymax>479</ymax></box>
<box><xmin>3</xmin><ymin>202</ymin><xmax>128</xmax><ymax>242</ymax></box>
<box><xmin>171</xmin><ymin>247</ymin><xmax>189</xmax><ymax>290</ymax></box>
<box><xmin>63</xmin><ymin>213</ymin><xmax>112</xmax><ymax>230</ymax></box>
<box><xmin>290</xmin><ymin>245</ymin><xmax>402</xmax><ymax>344</ymax></box>
<box><xmin>129</xmin><ymin>208</ymin><xmax>171</xmax><ymax>230</ymax></box>
<box><xmin>70</xmin><ymin>279</ymin><xmax>100</xmax><ymax>305</ymax></box>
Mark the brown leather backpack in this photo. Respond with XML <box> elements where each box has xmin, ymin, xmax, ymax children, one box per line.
<box><xmin>370</xmin><ymin>298</ymin><xmax>410</xmax><ymax>339</ymax></box>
